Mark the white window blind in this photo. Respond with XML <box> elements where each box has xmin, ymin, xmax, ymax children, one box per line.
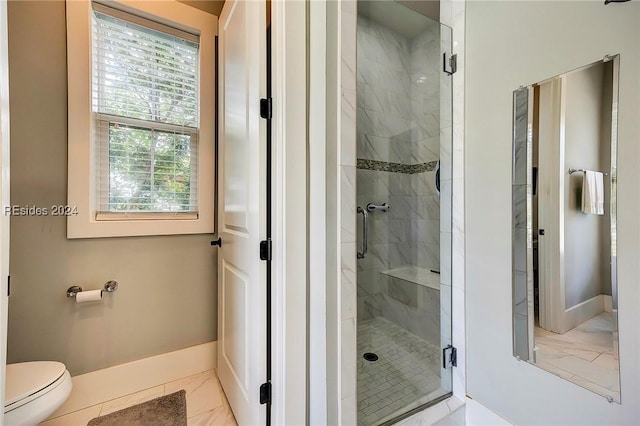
<box><xmin>92</xmin><ymin>3</ymin><xmax>200</xmax><ymax>218</ymax></box>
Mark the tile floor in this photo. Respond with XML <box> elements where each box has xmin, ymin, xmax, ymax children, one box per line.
<box><xmin>357</xmin><ymin>317</ymin><xmax>445</xmax><ymax>425</ymax></box>
<box><xmin>433</xmin><ymin>406</ymin><xmax>465</xmax><ymax>426</ymax></box>
<box><xmin>534</xmin><ymin>312</ymin><xmax>620</xmax><ymax>401</ymax></box>
<box><xmin>39</xmin><ymin>370</ymin><xmax>237</xmax><ymax>426</ymax></box>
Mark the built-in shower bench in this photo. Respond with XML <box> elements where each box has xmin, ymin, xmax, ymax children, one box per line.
<box><xmin>381</xmin><ymin>265</ymin><xmax>441</xmax><ymax>291</ymax></box>
<box><xmin>375</xmin><ymin>265</ymin><xmax>441</xmax><ymax>346</ymax></box>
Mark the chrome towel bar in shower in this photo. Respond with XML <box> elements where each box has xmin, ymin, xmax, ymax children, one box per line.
<box><xmin>357</xmin><ymin>207</ymin><xmax>368</xmax><ymax>259</ymax></box>
<box><xmin>357</xmin><ymin>203</ymin><xmax>390</xmax><ymax>259</ymax></box>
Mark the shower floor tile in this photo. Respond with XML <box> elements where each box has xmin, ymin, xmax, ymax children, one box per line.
<box><xmin>358</xmin><ymin>317</ymin><xmax>445</xmax><ymax>425</ymax></box>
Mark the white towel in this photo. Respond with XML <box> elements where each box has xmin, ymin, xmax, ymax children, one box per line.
<box><xmin>581</xmin><ymin>170</ymin><xmax>604</xmax><ymax>215</ymax></box>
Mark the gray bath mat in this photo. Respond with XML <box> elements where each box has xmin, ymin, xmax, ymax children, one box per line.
<box><xmin>87</xmin><ymin>390</ymin><xmax>187</xmax><ymax>426</ymax></box>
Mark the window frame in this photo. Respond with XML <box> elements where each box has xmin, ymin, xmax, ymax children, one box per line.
<box><xmin>66</xmin><ymin>0</ymin><xmax>217</xmax><ymax>238</ymax></box>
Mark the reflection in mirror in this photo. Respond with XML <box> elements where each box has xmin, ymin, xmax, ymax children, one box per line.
<box><xmin>512</xmin><ymin>56</ymin><xmax>620</xmax><ymax>403</ymax></box>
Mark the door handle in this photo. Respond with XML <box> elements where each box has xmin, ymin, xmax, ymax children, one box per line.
<box><xmin>211</xmin><ymin>238</ymin><xmax>222</xmax><ymax>247</ymax></box>
<box><xmin>357</xmin><ymin>206</ymin><xmax>368</xmax><ymax>259</ymax></box>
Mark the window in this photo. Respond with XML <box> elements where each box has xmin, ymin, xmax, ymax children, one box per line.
<box><xmin>67</xmin><ymin>0</ymin><xmax>216</xmax><ymax>238</ymax></box>
<box><xmin>92</xmin><ymin>6</ymin><xmax>199</xmax><ymax>217</ymax></box>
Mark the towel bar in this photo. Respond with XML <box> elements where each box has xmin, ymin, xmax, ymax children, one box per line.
<box><xmin>568</xmin><ymin>168</ymin><xmax>608</xmax><ymax>176</ymax></box>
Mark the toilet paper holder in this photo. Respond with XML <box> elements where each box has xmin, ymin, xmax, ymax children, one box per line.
<box><xmin>67</xmin><ymin>281</ymin><xmax>119</xmax><ymax>298</ymax></box>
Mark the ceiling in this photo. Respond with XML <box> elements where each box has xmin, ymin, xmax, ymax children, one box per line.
<box><xmin>179</xmin><ymin>0</ymin><xmax>226</xmax><ymax>17</ymax></box>
<box><xmin>397</xmin><ymin>1</ymin><xmax>440</xmax><ymax>23</ymax></box>
<box><xmin>180</xmin><ymin>1</ymin><xmax>439</xmax><ymax>36</ymax></box>
<box><xmin>358</xmin><ymin>1</ymin><xmax>440</xmax><ymax>40</ymax></box>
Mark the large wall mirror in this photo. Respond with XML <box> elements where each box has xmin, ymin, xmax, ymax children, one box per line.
<box><xmin>512</xmin><ymin>55</ymin><xmax>621</xmax><ymax>403</ymax></box>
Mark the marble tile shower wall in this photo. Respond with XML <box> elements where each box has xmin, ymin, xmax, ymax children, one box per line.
<box><xmin>512</xmin><ymin>88</ymin><xmax>530</xmax><ymax>360</ymax></box>
<box><xmin>356</xmin><ymin>16</ymin><xmax>412</xmax><ymax>165</ymax></box>
<box><xmin>411</xmin><ymin>23</ymin><xmax>443</xmax><ymax>165</ymax></box>
<box><xmin>356</xmin><ymin>16</ymin><xmax>442</xmax><ymax>337</ymax></box>
<box><xmin>356</xmin><ymin>17</ymin><xmax>441</xmax><ymax>166</ymax></box>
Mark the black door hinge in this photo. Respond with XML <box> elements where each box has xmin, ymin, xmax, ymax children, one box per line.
<box><xmin>260</xmin><ymin>98</ymin><xmax>272</xmax><ymax>120</ymax></box>
<box><xmin>260</xmin><ymin>239</ymin><xmax>272</xmax><ymax>261</ymax></box>
<box><xmin>443</xmin><ymin>345</ymin><xmax>457</xmax><ymax>368</ymax></box>
<box><xmin>443</xmin><ymin>53</ymin><xmax>457</xmax><ymax>75</ymax></box>
<box><xmin>7</xmin><ymin>275</ymin><xmax>10</xmax><ymax>297</ymax></box>
<box><xmin>259</xmin><ymin>382</ymin><xmax>272</xmax><ymax>405</ymax></box>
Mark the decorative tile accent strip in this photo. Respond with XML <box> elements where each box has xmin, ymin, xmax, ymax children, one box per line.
<box><xmin>357</xmin><ymin>159</ymin><xmax>438</xmax><ymax>174</ymax></box>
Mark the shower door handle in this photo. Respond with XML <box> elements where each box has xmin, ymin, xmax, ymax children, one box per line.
<box><xmin>357</xmin><ymin>206</ymin><xmax>368</xmax><ymax>259</ymax></box>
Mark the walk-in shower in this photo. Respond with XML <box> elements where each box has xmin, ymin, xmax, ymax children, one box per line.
<box><xmin>355</xmin><ymin>1</ymin><xmax>453</xmax><ymax>424</ymax></box>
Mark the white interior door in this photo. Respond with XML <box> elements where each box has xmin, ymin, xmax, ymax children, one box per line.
<box><xmin>217</xmin><ymin>0</ymin><xmax>267</xmax><ymax>425</ymax></box>
<box><xmin>537</xmin><ymin>78</ymin><xmax>564</xmax><ymax>333</ymax></box>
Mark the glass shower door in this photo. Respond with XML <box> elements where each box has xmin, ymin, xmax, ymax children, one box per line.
<box><xmin>355</xmin><ymin>2</ymin><xmax>453</xmax><ymax>424</ymax></box>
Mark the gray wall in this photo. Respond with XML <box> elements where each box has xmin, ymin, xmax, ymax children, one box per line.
<box><xmin>7</xmin><ymin>0</ymin><xmax>217</xmax><ymax>376</ymax></box>
<box><xmin>563</xmin><ymin>62</ymin><xmax>612</xmax><ymax>308</ymax></box>
<box><xmin>466</xmin><ymin>1</ymin><xmax>640</xmax><ymax>423</ymax></box>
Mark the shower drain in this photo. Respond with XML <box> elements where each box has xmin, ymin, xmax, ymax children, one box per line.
<box><xmin>363</xmin><ymin>352</ymin><xmax>379</xmax><ymax>362</ymax></box>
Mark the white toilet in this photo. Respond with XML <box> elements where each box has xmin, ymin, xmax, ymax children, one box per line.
<box><xmin>3</xmin><ymin>361</ymin><xmax>72</xmax><ymax>426</ymax></box>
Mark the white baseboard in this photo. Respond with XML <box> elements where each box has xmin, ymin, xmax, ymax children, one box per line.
<box><xmin>48</xmin><ymin>341</ymin><xmax>217</xmax><ymax>419</ymax></box>
<box><xmin>604</xmin><ymin>295</ymin><xmax>613</xmax><ymax>312</ymax></box>
<box><xmin>562</xmin><ymin>294</ymin><xmax>604</xmax><ymax>333</ymax></box>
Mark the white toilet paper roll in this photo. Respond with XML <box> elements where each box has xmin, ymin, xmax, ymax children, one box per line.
<box><xmin>76</xmin><ymin>289</ymin><xmax>103</xmax><ymax>303</ymax></box>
